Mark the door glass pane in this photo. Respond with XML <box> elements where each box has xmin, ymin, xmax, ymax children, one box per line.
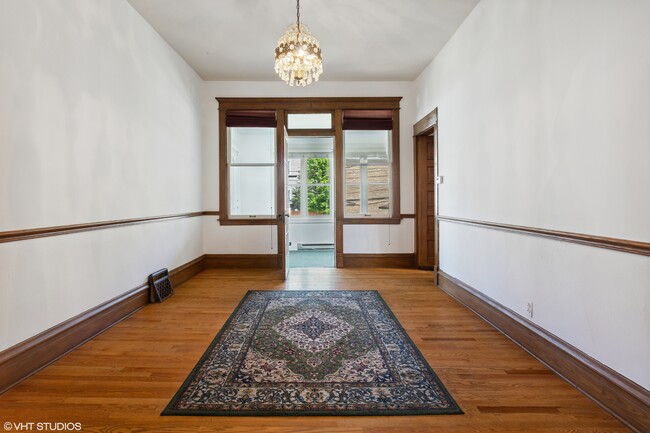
<box><xmin>229</xmin><ymin>166</ymin><xmax>275</xmax><ymax>216</ymax></box>
<box><xmin>368</xmin><ymin>184</ymin><xmax>390</xmax><ymax>215</ymax></box>
<box><xmin>229</xmin><ymin>127</ymin><xmax>275</xmax><ymax>164</ymax></box>
<box><xmin>287</xmin><ymin>157</ymin><xmax>302</xmax><ymax>216</ymax></box>
<box><xmin>307</xmin><ymin>158</ymin><xmax>330</xmax><ymax>184</ymax></box>
<box><xmin>307</xmin><ymin>185</ymin><xmax>330</xmax><ymax>215</ymax></box>
<box><xmin>287</xmin><ymin>113</ymin><xmax>332</xmax><ymax>129</ymax></box>
<box><xmin>288</xmin><ymin>157</ymin><xmax>302</xmax><ymax>182</ymax></box>
<box><xmin>345</xmin><ymin>184</ymin><xmax>360</xmax><ymax>215</ymax></box>
<box><xmin>288</xmin><ymin>185</ymin><xmax>301</xmax><ymax>216</ymax></box>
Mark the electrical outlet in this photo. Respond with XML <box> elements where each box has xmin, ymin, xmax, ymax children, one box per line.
<box><xmin>526</xmin><ymin>302</ymin><xmax>534</xmax><ymax>318</ymax></box>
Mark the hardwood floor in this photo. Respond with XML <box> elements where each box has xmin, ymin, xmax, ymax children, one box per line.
<box><xmin>0</xmin><ymin>268</ymin><xmax>630</xmax><ymax>432</ymax></box>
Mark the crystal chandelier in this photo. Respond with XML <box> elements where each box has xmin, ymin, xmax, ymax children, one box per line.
<box><xmin>274</xmin><ymin>0</ymin><xmax>323</xmax><ymax>86</ymax></box>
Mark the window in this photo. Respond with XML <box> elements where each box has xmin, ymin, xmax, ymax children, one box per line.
<box><xmin>217</xmin><ymin>99</ymin><xmax>401</xmax><ymax>227</ymax></box>
<box><xmin>287</xmin><ymin>136</ymin><xmax>334</xmax><ymax>218</ymax></box>
<box><xmin>343</xmin><ymin>110</ymin><xmax>394</xmax><ymax>218</ymax></box>
<box><xmin>288</xmin><ymin>156</ymin><xmax>333</xmax><ymax>217</ymax></box>
<box><xmin>227</xmin><ymin>112</ymin><xmax>277</xmax><ymax>218</ymax></box>
<box><xmin>286</xmin><ymin>113</ymin><xmax>332</xmax><ymax>130</ymax></box>
<box><xmin>224</xmin><ymin>110</ymin><xmax>277</xmax><ymax>219</ymax></box>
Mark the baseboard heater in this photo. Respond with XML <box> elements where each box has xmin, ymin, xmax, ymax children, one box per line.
<box><xmin>298</xmin><ymin>243</ymin><xmax>335</xmax><ymax>250</ymax></box>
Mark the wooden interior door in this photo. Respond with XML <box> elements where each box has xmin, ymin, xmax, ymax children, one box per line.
<box><xmin>415</xmin><ymin>134</ymin><xmax>437</xmax><ymax>269</ymax></box>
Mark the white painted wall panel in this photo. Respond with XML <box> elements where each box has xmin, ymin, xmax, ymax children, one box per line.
<box><xmin>343</xmin><ymin>219</ymin><xmax>414</xmax><ymax>254</ymax></box>
<box><xmin>0</xmin><ymin>0</ymin><xmax>203</xmax><ymax>350</ymax></box>
<box><xmin>414</xmin><ymin>0</ymin><xmax>650</xmax><ymax>389</ymax></box>
<box><xmin>440</xmin><ymin>221</ymin><xmax>650</xmax><ymax>389</ymax></box>
<box><xmin>415</xmin><ymin>0</ymin><xmax>650</xmax><ymax>241</ymax></box>
<box><xmin>0</xmin><ymin>217</ymin><xmax>202</xmax><ymax>351</ymax></box>
<box><xmin>289</xmin><ymin>220</ymin><xmax>335</xmax><ymax>249</ymax></box>
<box><xmin>202</xmin><ymin>217</ymin><xmax>278</xmax><ymax>254</ymax></box>
<box><xmin>0</xmin><ymin>0</ymin><xmax>203</xmax><ymax>229</ymax></box>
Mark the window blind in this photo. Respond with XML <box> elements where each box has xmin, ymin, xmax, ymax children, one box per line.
<box><xmin>225</xmin><ymin>110</ymin><xmax>277</xmax><ymax>128</ymax></box>
<box><xmin>342</xmin><ymin>110</ymin><xmax>393</xmax><ymax>130</ymax></box>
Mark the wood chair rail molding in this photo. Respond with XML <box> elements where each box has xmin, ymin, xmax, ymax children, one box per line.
<box><xmin>438</xmin><ymin>215</ymin><xmax>650</xmax><ymax>257</ymax></box>
<box><xmin>0</xmin><ymin>211</ymin><xmax>213</xmax><ymax>244</ymax></box>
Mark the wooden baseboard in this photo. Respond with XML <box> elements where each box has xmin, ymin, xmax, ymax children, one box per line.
<box><xmin>342</xmin><ymin>253</ymin><xmax>415</xmax><ymax>268</ymax></box>
<box><xmin>0</xmin><ymin>255</ymin><xmax>207</xmax><ymax>395</ymax></box>
<box><xmin>437</xmin><ymin>271</ymin><xmax>650</xmax><ymax>433</ymax></box>
<box><xmin>169</xmin><ymin>255</ymin><xmax>206</xmax><ymax>286</ymax></box>
<box><xmin>204</xmin><ymin>254</ymin><xmax>282</xmax><ymax>269</ymax></box>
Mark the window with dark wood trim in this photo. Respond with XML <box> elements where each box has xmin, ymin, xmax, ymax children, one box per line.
<box><xmin>225</xmin><ymin>110</ymin><xmax>277</xmax><ymax>220</ymax></box>
<box><xmin>216</xmin><ymin>98</ymin><xmax>401</xmax><ymax>227</ymax></box>
<box><xmin>342</xmin><ymin>110</ymin><xmax>396</xmax><ymax>219</ymax></box>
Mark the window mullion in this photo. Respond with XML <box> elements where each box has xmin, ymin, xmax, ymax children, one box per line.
<box><xmin>360</xmin><ymin>165</ymin><xmax>368</xmax><ymax>215</ymax></box>
<box><xmin>301</xmin><ymin>157</ymin><xmax>308</xmax><ymax>217</ymax></box>
<box><xmin>330</xmin><ymin>157</ymin><xmax>335</xmax><ymax>216</ymax></box>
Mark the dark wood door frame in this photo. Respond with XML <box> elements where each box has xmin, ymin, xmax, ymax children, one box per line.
<box><xmin>413</xmin><ymin>108</ymin><xmax>439</xmax><ymax>274</ymax></box>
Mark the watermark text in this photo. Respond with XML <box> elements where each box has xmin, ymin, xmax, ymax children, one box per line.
<box><xmin>3</xmin><ymin>422</ymin><xmax>82</xmax><ymax>431</ymax></box>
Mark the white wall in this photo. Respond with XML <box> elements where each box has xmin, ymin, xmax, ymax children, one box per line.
<box><xmin>289</xmin><ymin>220</ymin><xmax>335</xmax><ymax>250</ymax></box>
<box><xmin>344</xmin><ymin>219</ymin><xmax>414</xmax><ymax>254</ymax></box>
<box><xmin>0</xmin><ymin>0</ymin><xmax>203</xmax><ymax>350</ymax></box>
<box><xmin>202</xmin><ymin>217</ymin><xmax>278</xmax><ymax>254</ymax></box>
<box><xmin>414</xmin><ymin>0</ymin><xmax>650</xmax><ymax>389</ymax></box>
<box><xmin>201</xmin><ymin>81</ymin><xmax>416</xmax><ymax>254</ymax></box>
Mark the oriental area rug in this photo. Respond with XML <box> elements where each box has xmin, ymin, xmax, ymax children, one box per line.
<box><xmin>162</xmin><ymin>290</ymin><xmax>463</xmax><ymax>416</ymax></box>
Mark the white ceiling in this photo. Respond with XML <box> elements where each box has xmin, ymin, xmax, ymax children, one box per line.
<box><xmin>126</xmin><ymin>0</ymin><xmax>480</xmax><ymax>81</ymax></box>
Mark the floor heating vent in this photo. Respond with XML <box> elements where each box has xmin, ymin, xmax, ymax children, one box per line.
<box><xmin>148</xmin><ymin>268</ymin><xmax>174</xmax><ymax>303</ymax></box>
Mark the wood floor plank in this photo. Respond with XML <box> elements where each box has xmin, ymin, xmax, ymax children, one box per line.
<box><xmin>0</xmin><ymin>268</ymin><xmax>631</xmax><ymax>432</ymax></box>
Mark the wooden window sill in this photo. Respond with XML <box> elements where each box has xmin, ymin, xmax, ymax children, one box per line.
<box><xmin>219</xmin><ymin>218</ymin><xmax>279</xmax><ymax>226</ymax></box>
<box><xmin>341</xmin><ymin>218</ymin><xmax>402</xmax><ymax>225</ymax></box>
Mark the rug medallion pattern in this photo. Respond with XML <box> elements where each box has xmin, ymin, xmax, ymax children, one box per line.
<box><xmin>163</xmin><ymin>290</ymin><xmax>462</xmax><ymax>415</ymax></box>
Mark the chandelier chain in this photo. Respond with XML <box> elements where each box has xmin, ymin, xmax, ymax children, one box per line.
<box><xmin>296</xmin><ymin>0</ymin><xmax>301</xmax><ymax>35</ymax></box>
